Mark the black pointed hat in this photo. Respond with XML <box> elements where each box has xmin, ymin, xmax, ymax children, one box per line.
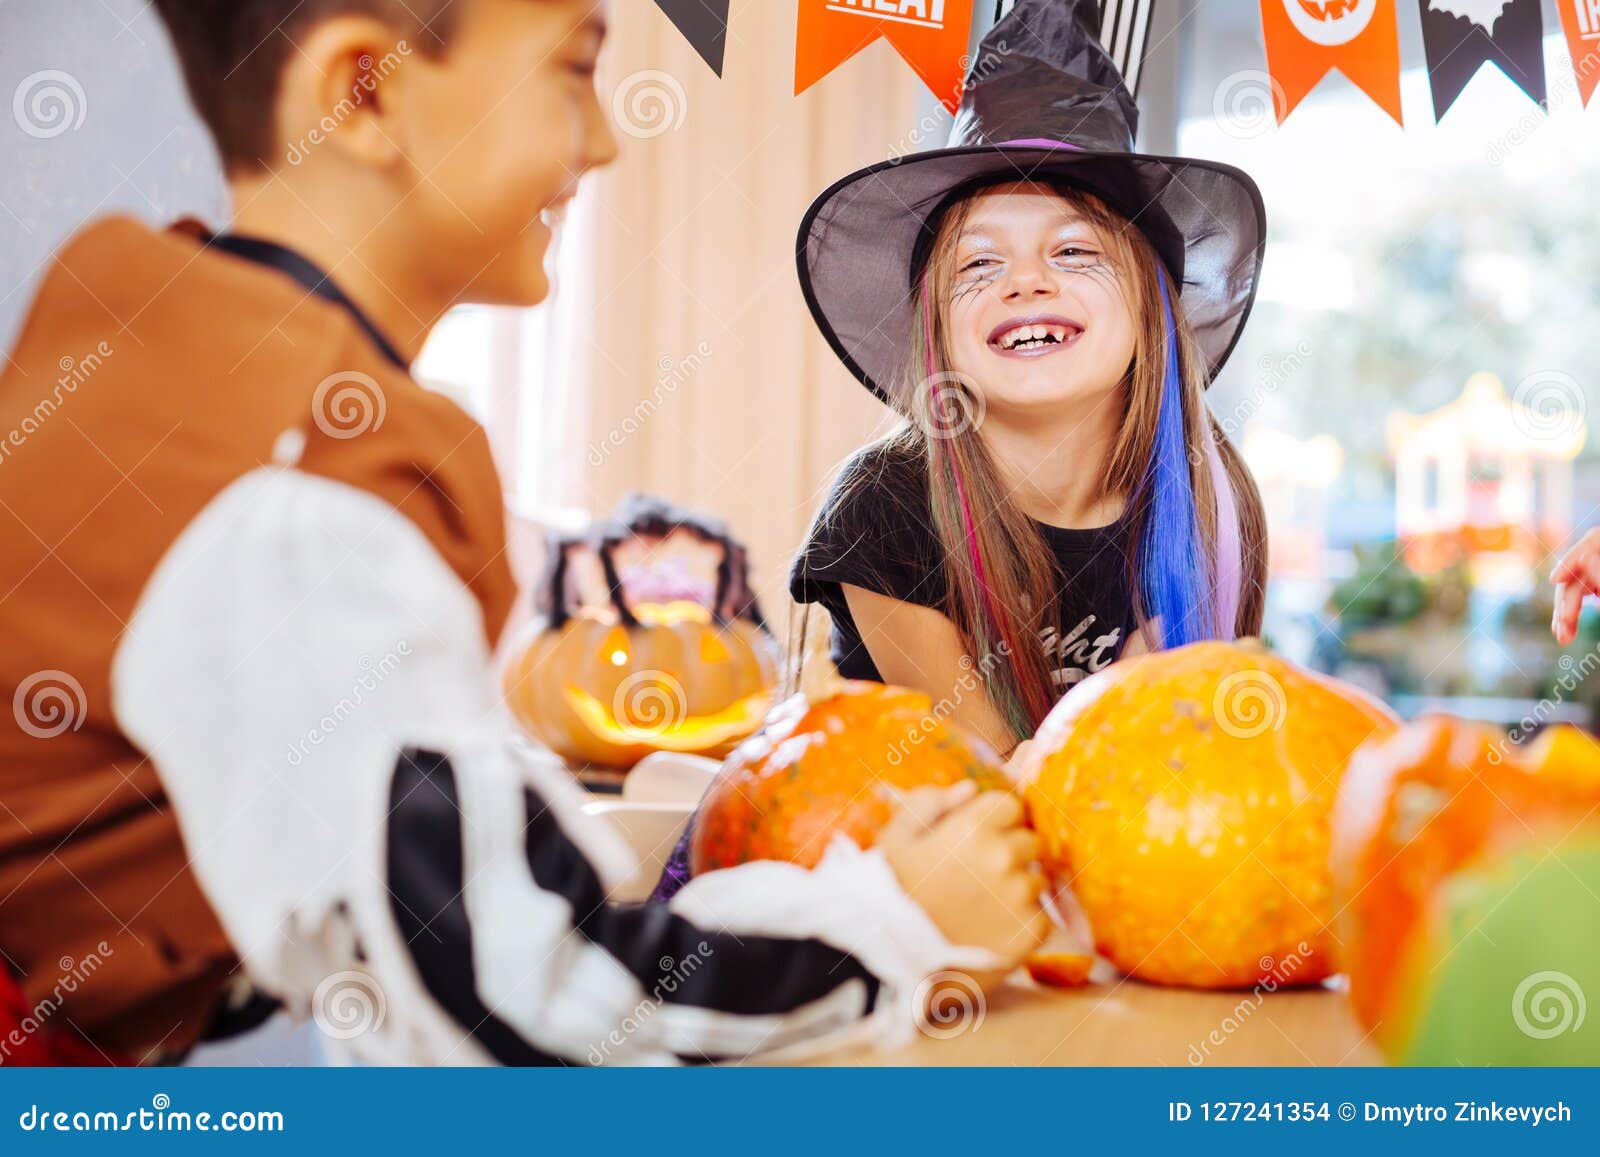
<box><xmin>796</xmin><ymin>0</ymin><xmax>1266</xmax><ymax>403</ymax></box>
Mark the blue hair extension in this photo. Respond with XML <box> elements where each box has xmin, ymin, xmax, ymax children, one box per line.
<box><xmin>1138</xmin><ymin>270</ymin><xmax>1215</xmax><ymax>649</ymax></box>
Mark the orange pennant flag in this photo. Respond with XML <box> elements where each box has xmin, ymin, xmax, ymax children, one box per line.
<box><xmin>1557</xmin><ymin>0</ymin><xmax>1600</xmax><ymax>106</ymax></box>
<box><xmin>1260</xmin><ymin>0</ymin><xmax>1404</xmax><ymax>125</ymax></box>
<box><xmin>796</xmin><ymin>0</ymin><xmax>976</xmax><ymax>113</ymax></box>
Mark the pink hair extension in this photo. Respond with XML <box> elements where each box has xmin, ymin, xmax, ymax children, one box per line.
<box><xmin>1203</xmin><ymin>421</ymin><xmax>1243</xmax><ymax>638</ymax></box>
<box><xmin>920</xmin><ymin>273</ymin><xmax>1034</xmax><ymax>713</ymax></box>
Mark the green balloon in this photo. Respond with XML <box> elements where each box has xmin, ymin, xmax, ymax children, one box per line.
<box><xmin>1400</xmin><ymin>839</ymin><xmax>1599</xmax><ymax>1065</ymax></box>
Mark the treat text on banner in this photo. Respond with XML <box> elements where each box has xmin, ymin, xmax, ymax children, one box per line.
<box><xmin>795</xmin><ymin>0</ymin><xmax>977</xmax><ymax>113</ymax></box>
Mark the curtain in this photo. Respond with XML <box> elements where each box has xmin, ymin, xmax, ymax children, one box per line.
<box><xmin>564</xmin><ymin>0</ymin><xmax>920</xmax><ymax>622</ymax></box>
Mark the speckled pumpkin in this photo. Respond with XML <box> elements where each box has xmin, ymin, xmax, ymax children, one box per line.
<box><xmin>690</xmin><ymin>682</ymin><xmax>1011</xmax><ymax>872</ymax></box>
<box><xmin>1332</xmin><ymin>717</ymin><xmax>1600</xmax><ymax>1062</ymax></box>
<box><xmin>1024</xmin><ymin>640</ymin><xmax>1399</xmax><ymax>989</ymax></box>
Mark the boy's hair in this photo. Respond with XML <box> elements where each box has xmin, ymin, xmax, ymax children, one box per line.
<box><xmin>152</xmin><ymin>0</ymin><xmax>458</xmax><ymax>173</ymax></box>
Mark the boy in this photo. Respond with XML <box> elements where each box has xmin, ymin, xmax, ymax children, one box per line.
<box><xmin>0</xmin><ymin>0</ymin><xmax>1047</xmax><ymax>1064</ymax></box>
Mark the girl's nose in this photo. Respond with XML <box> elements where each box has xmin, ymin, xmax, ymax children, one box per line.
<box><xmin>1001</xmin><ymin>262</ymin><xmax>1058</xmax><ymax>302</ymax></box>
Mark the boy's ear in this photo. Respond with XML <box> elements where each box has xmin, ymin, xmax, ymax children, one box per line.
<box><xmin>273</xmin><ymin>16</ymin><xmax>413</xmax><ymax>172</ymax></box>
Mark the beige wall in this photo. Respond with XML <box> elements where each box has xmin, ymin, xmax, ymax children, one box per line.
<box><xmin>569</xmin><ymin>0</ymin><xmax>924</xmax><ymax>622</ymax></box>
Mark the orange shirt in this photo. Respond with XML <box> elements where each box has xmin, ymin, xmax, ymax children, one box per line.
<box><xmin>0</xmin><ymin>216</ymin><xmax>514</xmax><ymax>1059</ymax></box>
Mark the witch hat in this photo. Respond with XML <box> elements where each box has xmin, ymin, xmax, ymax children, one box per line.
<box><xmin>796</xmin><ymin>0</ymin><xmax>1266</xmax><ymax>403</ymax></box>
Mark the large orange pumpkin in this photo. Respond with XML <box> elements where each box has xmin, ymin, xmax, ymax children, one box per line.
<box><xmin>504</xmin><ymin>498</ymin><xmax>780</xmax><ymax>769</ymax></box>
<box><xmin>691</xmin><ymin>682</ymin><xmax>1011</xmax><ymax>872</ymax></box>
<box><xmin>1331</xmin><ymin>716</ymin><xmax>1600</xmax><ymax>1061</ymax></box>
<box><xmin>1023</xmin><ymin>639</ymin><xmax>1399</xmax><ymax>988</ymax></box>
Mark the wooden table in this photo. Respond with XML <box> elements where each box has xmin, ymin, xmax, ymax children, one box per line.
<box><xmin>821</xmin><ymin>976</ymin><xmax>1381</xmax><ymax>1066</ymax></box>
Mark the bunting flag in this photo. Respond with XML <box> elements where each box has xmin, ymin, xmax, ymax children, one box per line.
<box><xmin>1417</xmin><ymin>0</ymin><xmax>1546</xmax><ymax>121</ymax></box>
<box><xmin>795</xmin><ymin>0</ymin><xmax>978</xmax><ymax>113</ymax></box>
<box><xmin>654</xmin><ymin>0</ymin><xmax>731</xmax><ymax>76</ymax></box>
<box><xmin>1260</xmin><ymin>0</ymin><xmax>1404</xmax><ymax>125</ymax></box>
<box><xmin>1555</xmin><ymin>0</ymin><xmax>1600</xmax><ymax>107</ymax></box>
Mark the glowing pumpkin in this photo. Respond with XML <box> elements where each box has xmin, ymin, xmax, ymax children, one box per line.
<box><xmin>690</xmin><ymin>682</ymin><xmax>1011</xmax><ymax>872</ymax></box>
<box><xmin>1332</xmin><ymin>717</ymin><xmax>1600</xmax><ymax>1063</ymax></box>
<box><xmin>1023</xmin><ymin>639</ymin><xmax>1399</xmax><ymax>988</ymax></box>
<box><xmin>504</xmin><ymin>497</ymin><xmax>780</xmax><ymax>769</ymax></box>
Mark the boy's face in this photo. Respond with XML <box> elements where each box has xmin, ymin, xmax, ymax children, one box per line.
<box><xmin>400</xmin><ymin>0</ymin><xmax>616</xmax><ymax>306</ymax></box>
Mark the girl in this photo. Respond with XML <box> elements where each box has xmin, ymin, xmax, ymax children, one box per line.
<box><xmin>789</xmin><ymin>0</ymin><xmax>1270</xmax><ymax>757</ymax></box>
<box><xmin>651</xmin><ymin>0</ymin><xmax>1270</xmax><ymax>903</ymax></box>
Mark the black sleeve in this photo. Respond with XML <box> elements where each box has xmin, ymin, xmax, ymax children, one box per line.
<box><xmin>789</xmin><ymin>443</ymin><xmax>947</xmax><ymax>619</ymax></box>
<box><xmin>387</xmin><ymin>749</ymin><xmax>882</xmax><ymax>1066</ymax></box>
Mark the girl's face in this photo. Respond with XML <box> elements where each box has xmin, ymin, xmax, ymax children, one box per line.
<box><xmin>941</xmin><ymin>183</ymin><xmax>1138</xmax><ymax>416</ymax></box>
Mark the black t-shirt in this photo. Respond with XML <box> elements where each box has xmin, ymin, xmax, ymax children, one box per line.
<box><xmin>790</xmin><ymin>441</ymin><xmax>1139</xmax><ymax>695</ymax></box>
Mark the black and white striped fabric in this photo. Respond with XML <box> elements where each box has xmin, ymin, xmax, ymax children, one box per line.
<box><xmin>387</xmin><ymin>748</ymin><xmax>879</xmax><ymax>1065</ymax></box>
<box><xmin>113</xmin><ymin>466</ymin><xmax>978</xmax><ymax>1065</ymax></box>
<box><xmin>990</xmin><ymin>0</ymin><xmax>1155</xmax><ymax>95</ymax></box>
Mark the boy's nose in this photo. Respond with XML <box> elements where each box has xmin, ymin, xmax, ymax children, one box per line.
<box><xmin>588</xmin><ymin>104</ymin><xmax>621</xmax><ymax>171</ymax></box>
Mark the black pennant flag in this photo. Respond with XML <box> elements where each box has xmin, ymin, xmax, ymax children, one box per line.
<box><xmin>1417</xmin><ymin>0</ymin><xmax>1546</xmax><ymax>122</ymax></box>
<box><xmin>654</xmin><ymin>0</ymin><xmax>730</xmax><ymax>77</ymax></box>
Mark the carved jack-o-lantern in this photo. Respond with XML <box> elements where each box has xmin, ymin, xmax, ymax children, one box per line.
<box><xmin>503</xmin><ymin>496</ymin><xmax>780</xmax><ymax>769</ymax></box>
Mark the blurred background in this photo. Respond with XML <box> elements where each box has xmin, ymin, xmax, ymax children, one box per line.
<box><xmin>4</xmin><ymin>0</ymin><xmax>1598</xmax><ymax>731</ymax></box>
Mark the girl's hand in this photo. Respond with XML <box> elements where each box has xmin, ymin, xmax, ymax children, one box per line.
<box><xmin>1551</xmin><ymin>528</ymin><xmax>1600</xmax><ymax>646</ymax></box>
<box><xmin>1003</xmin><ymin>738</ymin><xmax>1040</xmax><ymax>787</ymax></box>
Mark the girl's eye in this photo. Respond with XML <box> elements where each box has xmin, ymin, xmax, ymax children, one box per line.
<box><xmin>1055</xmin><ymin>246</ymin><xmax>1097</xmax><ymax>261</ymax></box>
<box><xmin>959</xmin><ymin>257</ymin><xmax>998</xmax><ymax>274</ymax></box>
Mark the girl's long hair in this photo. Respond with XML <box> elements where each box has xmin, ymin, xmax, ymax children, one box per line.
<box><xmin>814</xmin><ymin>183</ymin><xmax>1267</xmax><ymax>740</ymax></box>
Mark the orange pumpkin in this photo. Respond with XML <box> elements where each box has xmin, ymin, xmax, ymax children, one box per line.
<box><xmin>1331</xmin><ymin>716</ymin><xmax>1600</xmax><ymax>1058</ymax></box>
<box><xmin>1024</xmin><ymin>639</ymin><xmax>1399</xmax><ymax>988</ymax></box>
<box><xmin>691</xmin><ymin>682</ymin><xmax>1011</xmax><ymax>872</ymax></box>
<box><xmin>504</xmin><ymin>498</ymin><xmax>780</xmax><ymax>770</ymax></box>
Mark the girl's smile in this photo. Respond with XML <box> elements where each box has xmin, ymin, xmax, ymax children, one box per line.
<box><xmin>986</xmin><ymin>313</ymin><xmax>1085</xmax><ymax>358</ymax></box>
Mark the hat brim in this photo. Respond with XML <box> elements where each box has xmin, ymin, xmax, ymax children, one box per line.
<box><xmin>795</xmin><ymin>145</ymin><xmax>1266</xmax><ymax>403</ymax></box>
